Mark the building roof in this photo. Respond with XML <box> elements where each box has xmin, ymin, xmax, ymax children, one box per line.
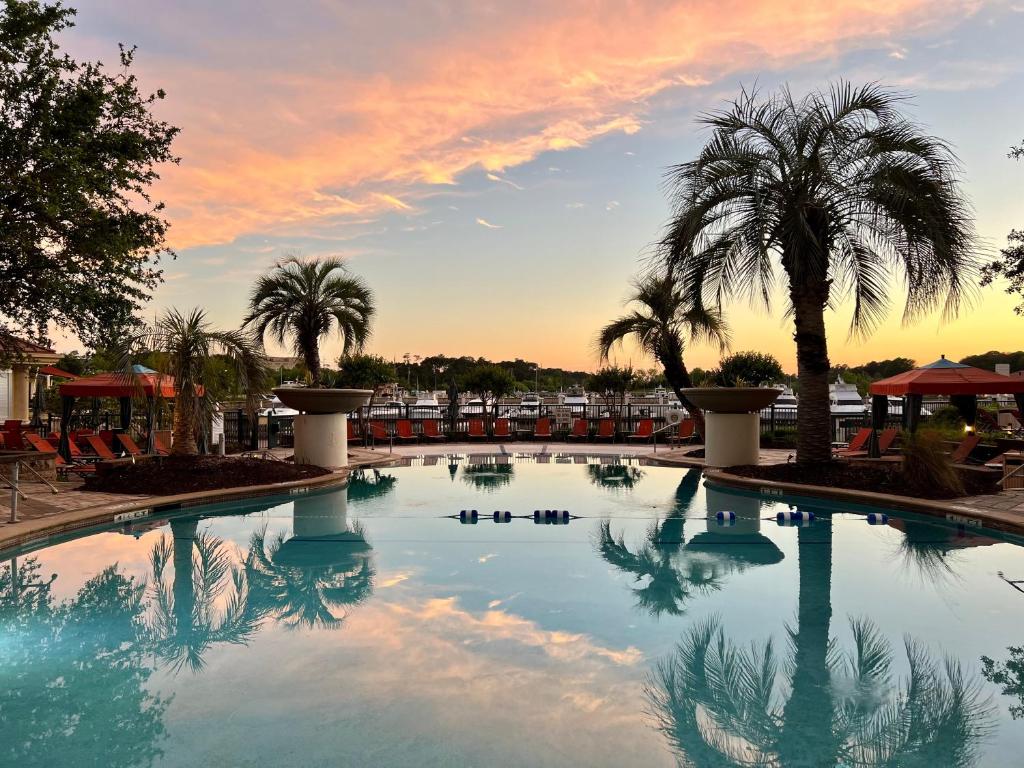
<box><xmin>59</xmin><ymin>371</ymin><xmax>179</xmax><ymax>399</ymax></box>
<box><xmin>869</xmin><ymin>356</ymin><xmax>1024</xmax><ymax>396</ymax></box>
<box><xmin>39</xmin><ymin>365</ymin><xmax>77</xmax><ymax>379</ymax></box>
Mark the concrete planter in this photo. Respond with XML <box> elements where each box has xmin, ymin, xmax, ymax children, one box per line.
<box><xmin>682</xmin><ymin>387</ymin><xmax>781</xmax><ymax>467</ymax></box>
<box><xmin>272</xmin><ymin>387</ymin><xmax>372</xmax><ymax>415</ymax></box>
<box><xmin>273</xmin><ymin>388</ymin><xmax>373</xmax><ymax>468</ymax></box>
<box><xmin>681</xmin><ymin>387</ymin><xmax>780</xmax><ymax>414</ymax></box>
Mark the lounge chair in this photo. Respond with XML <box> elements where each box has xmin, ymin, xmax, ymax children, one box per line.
<box><xmin>368</xmin><ymin>421</ymin><xmax>389</xmax><ymax>443</ymax></box>
<box><xmin>468</xmin><ymin>419</ymin><xmax>486</xmax><ymax>439</ymax></box>
<box><xmin>950</xmin><ymin>433</ymin><xmax>982</xmax><ymax>464</ymax></box>
<box><xmin>671</xmin><ymin>419</ymin><xmax>697</xmax><ymax>445</ymax></box>
<box><xmin>395</xmin><ymin>419</ymin><xmax>418</xmax><ymax>443</ymax></box>
<box><xmin>3</xmin><ymin>421</ymin><xmax>24</xmax><ymax>450</ymax></box>
<box><xmin>533</xmin><ymin>417</ymin><xmax>552</xmax><ymax>440</ymax></box>
<box><xmin>153</xmin><ymin>431</ymin><xmax>171</xmax><ymax>456</ymax></box>
<box><xmin>493</xmin><ymin>418</ymin><xmax>512</xmax><ymax>440</ymax></box>
<box><xmin>24</xmin><ymin>433</ymin><xmax>96</xmax><ymax>478</ymax></box>
<box><xmin>833</xmin><ymin>428</ymin><xmax>872</xmax><ymax>456</ymax></box>
<box><xmin>836</xmin><ymin>428</ymin><xmax>898</xmax><ymax>458</ymax></box>
<box><xmin>116</xmin><ymin>433</ymin><xmax>145</xmax><ymax>457</ymax></box>
<box><xmin>84</xmin><ymin>434</ymin><xmax>119</xmax><ymax>460</ymax></box>
<box><xmin>628</xmin><ymin>419</ymin><xmax>654</xmax><ymax>442</ymax></box>
<box><xmin>567</xmin><ymin>418</ymin><xmax>589</xmax><ymax>441</ymax></box>
<box><xmin>421</xmin><ymin>420</ymin><xmax>445</xmax><ymax>442</ymax></box>
<box><xmin>595</xmin><ymin>418</ymin><xmax>615</xmax><ymax>442</ymax></box>
<box><xmin>346</xmin><ymin>419</ymin><xmax>363</xmax><ymax>445</ymax></box>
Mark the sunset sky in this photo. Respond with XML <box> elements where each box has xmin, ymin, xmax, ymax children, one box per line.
<box><xmin>66</xmin><ymin>0</ymin><xmax>1024</xmax><ymax>373</ymax></box>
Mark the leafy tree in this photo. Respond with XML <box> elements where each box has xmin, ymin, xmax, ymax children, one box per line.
<box><xmin>245</xmin><ymin>255</ymin><xmax>375</xmax><ymax>386</ymax></box>
<box><xmin>335</xmin><ymin>353</ymin><xmax>397</xmax><ymax>399</ymax></box>
<box><xmin>960</xmin><ymin>350</ymin><xmax>1024</xmax><ymax>372</ymax></box>
<box><xmin>851</xmin><ymin>357</ymin><xmax>916</xmax><ymax>379</ymax></box>
<box><xmin>460</xmin><ymin>364</ymin><xmax>516</xmax><ymax>414</ymax></box>
<box><xmin>0</xmin><ymin>0</ymin><xmax>178</xmax><ymax>353</ymax></box>
<box><xmin>588</xmin><ymin>365</ymin><xmax>635</xmax><ymax>397</ymax></box>
<box><xmin>713</xmin><ymin>351</ymin><xmax>784</xmax><ymax>387</ymax></box>
<box><xmin>663</xmin><ymin>83</ymin><xmax>976</xmax><ymax>463</ymax></box>
<box><xmin>981</xmin><ymin>646</ymin><xmax>1024</xmax><ymax>719</ymax></box>
<box><xmin>981</xmin><ymin>140</ymin><xmax>1024</xmax><ymax>314</ymax></box>
<box><xmin>597</xmin><ymin>273</ymin><xmax>729</xmax><ymax>434</ymax></box>
<box><xmin>55</xmin><ymin>351</ymin><xmax>88</xmax><ymax>376</ymax></box>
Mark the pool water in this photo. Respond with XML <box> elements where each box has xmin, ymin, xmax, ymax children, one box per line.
<box><xmin>2</xmin><ymin>453</ymin><xmax>1024</xmax><ymax>767</ymax></box>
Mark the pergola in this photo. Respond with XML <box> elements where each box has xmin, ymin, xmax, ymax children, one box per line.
<box><xmin>57</xmin><ymin>370</ymin><xmax>178</xmax><ymax>461</ymax></box>
<box><xmin>867</xmin><ymin>357</ymin><xmax>1024</xmax><ymax>452</ymax></box>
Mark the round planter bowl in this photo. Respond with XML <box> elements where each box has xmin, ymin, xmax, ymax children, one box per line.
<box><xmin>681</xmin><ymin>387</ymin><xmax>781</xmax><ymax>414</ymax></box>
<box><xmin>272</xmin><ymin>387</ymin><xmax>373</xmax><ymax>415</ymax></box>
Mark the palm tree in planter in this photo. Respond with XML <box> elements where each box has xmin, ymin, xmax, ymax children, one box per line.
<box><xmin>597</xmin><ymin>273</ymin><xmax>729</xmax><ymax>437</ymax></box>
<box><xmin>662</xmin><ymin>82</ymin><xmax>976</xmax><ymax>464</ymax></box>
<box><xmin>244</xmin><ymin>256</ymin><xmax>375</xmax><ymax>386</ymax></box>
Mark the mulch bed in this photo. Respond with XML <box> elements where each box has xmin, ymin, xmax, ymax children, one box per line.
<box><xmin>83</xmin><ymin>455</ymin><xmax>331</xmax><ymax>496</ymax></box>
<box><xmin>728</xmin><ymin>461</ymin><xmax>999</xmax><ymax>500</ymax></box>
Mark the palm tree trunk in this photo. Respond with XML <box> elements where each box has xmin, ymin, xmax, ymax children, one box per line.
<box><xmin>304</xmin><ymin>343</ymin><xmax>322</xmax><ymax>387</ymax></box>
<box><xmin>790</xmin><ymin>282</ymin><xmax>833</xmax><ymax>464</ymax></box>
<box><xmin>170</xmin><ymin>518</ymin><xmax>198</xmax><ymax>633</ymax></box>
<box><xmin>658</xmin><ymin>344</ymin><xmax>706</xmax><ymax>438</ymax></box>
<box><xmin>171</xmin><ymin>393</ymin><xmax>198</xmax><ymax>455</ymax></box>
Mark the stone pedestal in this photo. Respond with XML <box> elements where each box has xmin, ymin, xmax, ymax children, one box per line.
<box><xmin>293</xmin><ymin>413</ymin><xmax>348</xmax><ymax>468</ymax></box>
<box><xmin>704</xmin><ymin>412</ymin><xmax>760</xmax><ymax>468</ymax></box>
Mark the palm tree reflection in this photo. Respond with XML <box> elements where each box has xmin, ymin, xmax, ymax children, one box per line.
<box><xmin>647</xmin><ymin>616</ymin><xmax>994</xmax><ymax>767</ymax></box>
<box><xmin>461</xmin><ymin>459</ymin><xmax>514</xmax><ymax>491</ymax></box>
<box><xmin>245</xmin><ymin>494</ymin><xmax>374</xmax><ymax>629</ymax></box>
<box><xmin>347</xmin><ymin>468</ymin><xmax>397</xmax><ymax>502</ymax></box>
<box><xmin>587</xmin><ymin>463</ymin><xmax>644</xmax><ymax>490</ymax></box>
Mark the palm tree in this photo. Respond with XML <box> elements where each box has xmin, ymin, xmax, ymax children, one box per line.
<box><xmin>662</xmin><ymin>83</ymin><xmax>976</xmax><ymax>463</ymax></box>
<box><xmin>118</xmin><ymin>308</ymin><xmax>266</xmax><ymax>455</ymax></box>
<box><xmin>244</xmin><ymin>255</ymin><xmax>375</xmax><ymax>385</ymax></box>
<box><xmin>646</xmin><ymin>616</ymin><xmax>994</xmax><ymax>767</ymax></box>
<box><xmin>597</xmin><ymin>273</ymin><xmax>729</xmax><ymax>436</ymax></box>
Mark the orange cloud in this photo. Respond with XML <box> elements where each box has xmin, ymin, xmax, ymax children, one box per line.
<box><xmin>147</xmin><ymin>0</ymin><xmax>980</xmax><ymax>250</ymax></box>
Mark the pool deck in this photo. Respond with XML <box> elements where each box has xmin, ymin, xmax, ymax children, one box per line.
<box><xmin>2</xmin><ymin>442</ymin><xmax>1023</xmax><ymax>551</ymax></box>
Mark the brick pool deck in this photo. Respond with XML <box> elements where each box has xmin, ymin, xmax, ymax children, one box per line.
<box><xmin>2</xmin><ymin>442</ymin><xmax>1022</xmax><ymax>552</ymax></box>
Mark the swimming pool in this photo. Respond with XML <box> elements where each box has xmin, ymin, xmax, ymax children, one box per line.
<box><xmin>2</xmin><ymin>453</ymin><xmax>1023</xmax><ymax>767</ymax></box>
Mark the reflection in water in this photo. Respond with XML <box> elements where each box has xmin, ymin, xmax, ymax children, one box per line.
<box><xmin>982</xmin><ymin>647</ymin><xmax>1024</xmax><ymax>720</ymax></box>
<box><xmin>587</xmin><ymin>463</ymin><xmax>644</xmax><ymax>490</ymax></box>
<box><xmin>647</xmin><ymin>616</ymin><xmax>994</xmax><ymax>767</ymax></box>
<box><xmin>148</xmin><ymin>517</ymin><xmax>264</xmax><ymax>674</ymax></box>
<box><xmin>891</xmin><ymin>518</ymin><xmax>999</xmax><ymax>584</ymax></box>
<box><xmin>0</xmin><ymin>557</ymin><xmax>169</xmax><ymax>766</ymax></box>
<box><xmin>245</xmin><ymin>493</ymin><xmax>374</xmax><ymax>629</ymax></box>
<box><xmin>598</xmin><ymin>474</ymin><xmax>782</xmax><ymax>616</ymax></box>
<box><xmin>461</xmin><ymin>459</ymin><xmax>514</xmax><ymax>491</ymax></box>
<box><xmin>347</xmin><ymin>468</ymin><xmax>397</xmax><ymax>502</ymax></box>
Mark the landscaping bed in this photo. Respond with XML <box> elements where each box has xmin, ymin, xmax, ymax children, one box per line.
<box><xmin>728</xmin><ymin>460</ymin><xmax>999</xmax><ymax>500</ymax></box>
<box><xmin>84</xmin><ymin>455</ymin><xmax>332</xmax><ymax>495</ymax></box>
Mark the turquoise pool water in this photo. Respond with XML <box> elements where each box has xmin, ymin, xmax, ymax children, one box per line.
<box><xmin>2</xmin><ymin>453</ymin><xmax>1024</xmax><ymax>767</ymax></box>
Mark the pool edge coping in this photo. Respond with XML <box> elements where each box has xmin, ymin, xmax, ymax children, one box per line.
<box><xmin>703</xmin><ymin>468</ymin><xmax>1024</xmax><ymax>536</ymax></box>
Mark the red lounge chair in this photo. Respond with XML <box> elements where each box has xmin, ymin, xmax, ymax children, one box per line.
<box><xmin>346</xmin><ymin>419</ymin><xmax>363</xmax><ymax>445</ymax></box>
<box><xmin>567</xmin><ymin>419</ymin><xmax>589</xmax><ymax>441</ymax></box>
<box><xmin>154</xmin><ymin>432</ymin><xmax>171</xmax><ymax>456</ymax></box>
<box><xmin>672</xmin><ymin>419</ymin><xmax>697</xmax><ymax>444</ymax></box>
<box><xmin>3</xmin><ymin>421</ymin><xmax>24</xmax><ymax>450</ymax></box>
<box><xmin>468</xmin><ymin>419</ymin><xmax>486</xmax><ymax>439</ymax></box>
<box><xmin>116</xmin><ymin>433</ymin><xmax>145</xmax><ymax>457</ymax></box>
<box><xmin>493</xmin><ymin>418</ymin><xmax>512</xmax><ymax>440</ymax></box>
<box><xmin>950</xmin><ymin>433</ymin><xmax>982</xmax><ymax>464</ymax></box>
<box><xmin>628</xmin><ymin>419</ymin><xmax>654</xmax><ymax>442</ymax></box>
<box><xmin>533</xmin><ymin>417</ymin><xmax>552</xmax><ymax>440</ymax></box>
<box><xmin>837</xmin><ymin>428</ymin><xmax>898</xmax><ymax>458</ymax></box>
<box><xmin>84</xmin><ymin>434</ymin><xmax>118</xmax><ymax>460</ymax></box>
<box><xmin>421</xmin><ymin>420</ymin><xmax>445</xmax><ymax>442</ymax></box>
<box><xmin>24</xmin><ymin>433</ymin><xmax>96</xmax><ymax>477</ymax></box>
<box><xmin>396</xmin><ymin>419</ymin><xmax>418</xmax><ymax>443</ymax></box>
<box><xmin>595</xmin><ymin>419</ymin><xmax>615</xmax><ymax>442</ymax></box>
<box><xmin>368</xmin><ymin>421</ymin><xmax>389</xmax><ymax>442</ymax></box>
<box><xmin>833</xmin><ymin>428</ymin><xmax>872</xmax><ymax>456</ymax></box>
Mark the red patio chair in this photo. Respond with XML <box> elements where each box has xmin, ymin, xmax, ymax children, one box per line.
<box><xmin>533</xmin><ymin>417</ymin><xmax>552</xmax><ymax>440</ymax></box>
<box><xmin>421</xmin><ymin>420</ymin><xmax>445</xmax><ymax>442</ymax></box>
<box><xmin>153</xmin><ymin>431</ymin><xmax>172</xmax><ymax>456</ymax></box>
<box><xmin>368</xmin><ymin>421</ymin><xmax>389</xmax><ymax>442</ymax></box>
<box><xmin>833</xmin><ymin>428</ymin><xmax>872</xmax><ymax>457</ymax></box>
<box><xmin>628</xmin><ymin>419</ymin><xmax>654</xmax><ymax>442</ymax></box>
<box><xmin>24</xmin><ymin>433</ymin><xmax>96</xmax><ymax>477</ymax></box>
<box><xmin>346</xmin><ymin>419</ymin><xmax>363</xmax><ymax>445</ymax></box>
<box><xmin>671</xmin><ymin>419</ymin><xmax>697</xmax><ymax>444</ymax></box>
<box><xmin>595</xmin><ymin>419</ymin><xmax>615</xmax><ymax>442</ymax></box>
<box><xmin>567</xmin><ymin>418</ymin><xmax>589</xmax><ymax>441</ymax></box>
<box><xmin>84</xmin><ymin>434</ymin><xmax>118</xmax><ymax>461</ymax></box>
<box><xmin>950</xmin><ymin>433</ymin><xmax>982</xmax><ymax>464</ymax></box>
<box><xmin>3</xmin><ymin>421</ymin><xmax>24</xmax><ymax>450</ymax></box>
<box><xmin>493</xmin><ymin>418</ymin><xmax>512</xmax><ymax>440</ymax></box>
<box><xmin>468</xmin><ymin>419</ymin><xmax>486</xmax><ymax>439</ymax></box>
<box><xmin>395</xmin><ymin>419</ymin><xmax>418</xmax><ymax>443</ymax></box>
<box><xmin>116</xmin><ymin>433</ymin><xmax>145</xmax><ymax>457</ymax></box>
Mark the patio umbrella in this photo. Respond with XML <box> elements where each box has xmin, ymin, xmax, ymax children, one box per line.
<box><xmin>58</xmin><ymin>395</ymin><xmax>75</xmax><ymax>462</ymax></box>
<box><xmin>29</xmin><ymin>373</ymin><xmax>44</xmax><ymax>428</ymax></box>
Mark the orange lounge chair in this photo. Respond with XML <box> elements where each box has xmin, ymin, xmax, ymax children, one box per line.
<box><xmin>595</xmin><ymin>419</ymin><xmax>615</xmax><ymax>442</ymax></box>
<box><xmin>833</xmin><ymin>428</ymin><xmax>872</xmax><ymax>456</ymax></box>
<box><xmin>421</xmin><ymin>420</ymin><xmax>445</xmax><ymax>442</ymax></box>
<box><xmin>837</xmin><ymin>428</ymin><xmax>898</xmax><ymax>458</ymax></box>
<box><xmin>84</xmin><ymin>434</ymin><xmax>119</xmax><ymax>460</ymax></box>
<box><xmin>24</xmin><ymin>433</ymin><xmax>96</xmax><ymax>477</ymax></box>
<box><xmin>533</xmin><ymin>417</ymin><xmax>552</xmax><ymax>440</ymax></box>
<box><xmin>395</xmin><ymin>419</ymin><xmax>418</xmax><ymax>443</ymax></box>
<box><xmin>346</xmin><ymin>419</ymin><xmax>363</xmax><ymax>445</ymax></box>
<box><xmin>567</xmin><ymin>418</ymin><xmax>589</xmax><ymax>441</ymax></box>
<box><xmin>493</xmin><ymin>418</ymin><xmax>512</xmax><ymax>440</ymax></box>
<box><xmin>116</xmin><ymin>433</ymin><xmax>146</xmax><ymax>457</ymax></box>
<box><xmin>153</xmin><ymin>432</ymin><xmax>171</xmax><ymax>456</ymax></box>
<box><xmin>628</xmin><ymin>419</ymin><xmax>654</xmax><ymax>442</ymax></box>
<box><xmin>950</xmin><ymin>433</ymin><xmax>982</xmax><ymax>464</ymax></box>
<box><xmin>468</xmin><ymin>419</ymin><xmax>486</xmax><ymax>439</ymax></box>
<box><xmin>368</xmin><ymin>421</ymin><xmax>389</xmax><ymax>442</ymax></box>
<box><xmin>671</xmin><ymin>419</ymin><xmax>697</xmax><ymax>444</ymax></box>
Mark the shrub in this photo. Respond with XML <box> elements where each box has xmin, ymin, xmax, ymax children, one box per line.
<box><xmin>900</xmin><ymin>430</ymin><xmax>964</xmax><ymax>497</ymax></box>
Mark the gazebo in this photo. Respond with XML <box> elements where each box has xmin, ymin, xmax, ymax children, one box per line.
<box><xmin>868</xmin><ymin>356</ymin><xmax>1024</xmax><ymax>452</ymax></box>
<box><xmin>57</xmin><ymin>369</ymin><xmax>178</xmax><ymax>461</ymax></box>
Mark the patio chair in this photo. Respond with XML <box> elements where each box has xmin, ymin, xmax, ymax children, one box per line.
<box><xmin>595</xmin><ymin>418</ymin><xmax>615</xmax><ymax>442</ymax></box>
<box><xmin>627</xmin><ymin>419</ymin><xmax>655</xmax><ymax>442</ymax></box>
<box><xmin>566</xmin><ymin>418</ymin><xmax>589</xmax><ymax>441</ymax></box>
<box><xmin>468</xmin><ymin>419</ymin><xmax>486</xmax><ymax>439</ymax></box>
<box><xmin>395</xmin><ymin>419</ymin><xmax>418</xmax><ymax>443</ymax></box>
<box><xmin>346</xmin><ymin>419</ymin><xmax>363</xmax><ymax>445</ymax></box>
<box><xmin>671</xmin><ymin>419</ymin><xmax>697</xmax><ymax>445</ymax></box>
<box><xmin>493</xmin><ymin>418</ymin><xmax>512</xmax><ymax>440</ymax></box>
<box><xmin>116</xmin><ymin>433</ymin><xmax>145</xmax><ymax>457</ymax></box>
<box><xmin>833</xmin><ymin>428</ymin><xmax>872</xmax><ymax>457</ymax></box>
<box><xmin>368</xmin><ymin>421</ymin><xmax>389</xmax><ymax>443</ymax></box>
<box><xmin>153</xmin><ymin>431</ymin><xmax>172</xmax><ymax>456</ymax></box>
<box><xmin>421</xmin><ymin>420</ymin><xmax>445</xmax><ymax>442</ymax></box>
<box><xmin>950</xmin><ymin>433</ymin><xmax>982</xmax><ymax>465</ymax></box>
<box><xmin>84</xmin><ymin>434</ymin><xmax>119</xmax><ymax>461</ymax></box>
<box><xmin>24</xmin><ymin>433</ymin><xmax>96</xmax><ymax>478</ymax></box>
<box><xmin>533</xmin><ymin>417</ymin><xmax>552</xmax><ymax>440</ymax></box>
<box><xmin>3</xmin><ymin>422</ymin><xmax>24</xmax><ymax>450</ymax></box>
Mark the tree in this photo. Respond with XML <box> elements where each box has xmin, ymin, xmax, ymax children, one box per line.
<box><xmin>460</xmin><ymin>364</ymin><xmax>515</xmax><ymax>418</ymax></box>
<box><xmin>713</xmin><ymin>351</ymin><xmax>784</xmax><ymax>387</ymax></box>
<box><xmin>663</xmin><ymin>83</ymin><xmax>976</xmax><ymax>463</ymax></box>
<box><xmin>597</xmin><ymin>273</ymin><xmax>729</xmax><ymax>435</ymax></box>
<box><xmin>960</xmin><ymin>350</ymin><xmax>1024</xmax><ymax>372</ymax></box>
<box><xmin>335</xmin><ymin>353</ymin><xmax>396</xmax><ymax>400</ymax></box>
<box><xmin>244</xmin><ymin>255</ymin><xmax>375</xmax><ymax>386</ymax></box>
<box><xmin>851</xmin><ymin>357</ymin><xmax>915</xmax><ymax>379</ymax></box>
<box><xmin>981</xmin><ymin>140</ymin><xmax>1024</xmax><ymax>314</ymax></box>
<box><xmin>0</xmin><ymin>1</ymin><xmax>178</xmax><ymax>353</ymax></box>
<box><xmin>118</xmin><ymin>308</ymin><xmax>267</xmax><ymax>455</ymax></box>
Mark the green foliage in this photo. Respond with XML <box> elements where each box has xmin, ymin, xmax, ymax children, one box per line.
<box><xmin>981</xmin><ymin>646</ymin><xmax>1024</xmax><ymax>719</ymax></box>
<box><xmin>714</xmin><ymin>351</ymin><xmax>784</xmax><ymax>386</ymax></box>
<box><xmin>55</xmin><ymin>351</ymin><xmax>88</xmax><ymax>376</ymax></box>
<box><xmin>959</xmin><ymin>350</ymin><xmax>1024</xmax><ymax>372</ymax></box>
<box><xmin>335</xmin><ymin>354</ymin><xmax>397</xmax><ymax>393</ymax></box>
<box><xmin>900</xmin><ymin>430</ymin><xmax>964</xmax><ymax>497</ymax></box>
<box><xmin>980</xmin><ymin>141</ymin><xmax>1024</xmax><ymax>314</ymax></box>
<box><xmin>0</xmin><ymin>0</ymin><xmax>178</xmax><ymax>350</ymax></box>
<box><xmin>929</xmin><ymin>405</ymin><xmax>966</xmax><ymax>430</ymax></box>
<box><xmin>850</xmin><ymin>357</ymin><xmax>916</xmax><ymax>379</ymax></box>
<box><xmin>588</xmin><ymin>365</ymin><xmax>635</xmax><ymax>395</ymax></box>
<box><xmin>460</xmin><ymin>363</ymin><xmax>516</xmax><ymax>400</ymax></box>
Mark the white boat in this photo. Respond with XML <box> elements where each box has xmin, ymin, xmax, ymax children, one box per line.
<box><xmin>459</xmin><ymin>398</ymin><xmax>492</xmax><ymax>417</ymax></box>
<box><xmin>883</xmin><ymin>395</ymin><xmax>932</xmax><ymax>417</ymax></box>
<box><xmin>830</xmin><ymin>376</ymin><xmax>867</xmax><ymax>416</ymax></box>
<box><xmin>409</xmin><ymin>394</ymin><xmax>441</xmax><ymax>418</ymax></box>
<box><xmin>258</xmin><ymin>395</ymin><xmax>299</xmax><ymax>418</ymax></box>
<box><xmin>507</xmin><ymin>392</ymin><xmax>542</xmax><ymax>418</ymax></box>
<box><xmin>561</xmin><ymin>386</ymin><xmax>589</xmax><ymax>414</ymax></box>
<box><xmin>774</xmin><ymin>385</ymin><xmax>797</xmax><ymax>409</ymax></box>
<box><xmin>368</xmin><ymin>400</ymin><xmax>404</xmax><ymax>417</ymax></box>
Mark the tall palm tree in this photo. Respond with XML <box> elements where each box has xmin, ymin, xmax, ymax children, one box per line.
<box><xmin>662</xmin><ymin>83</ymin><xmax>976</xmax><ymax>463</ymax></box>
<box><xmin>118</xmin><ymin>308</ymin><xmax>267</xmax><ymax>455</ymax></box>
<box><xmin>597</xmin><ymin>272</ymin><xmax>729</xmax><ymax>436</ymax></box>
<box><xmin>244</xmin><ymin>255</ymin><xmax>375</xmax><ymax>386</ymax></box>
